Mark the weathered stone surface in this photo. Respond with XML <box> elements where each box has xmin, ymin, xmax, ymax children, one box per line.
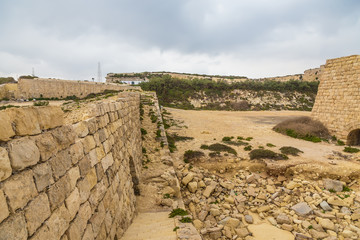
<box><xmin>25</xmin><ymin>193</ymin><xmax>51</xmax><ymax>235</ymax></box>
<box><xmin>9</xmin><ymin>107</ymin><xmax>41</xmax><ymax>136</ymax></box>
<box><xmin>101</xmin><ymin>153</ymin><xmax>114</xmax><ymax>171</ymax></box>
<box><xmin>77</xmin><ymin>178</ymin><xmax>91</xmax><ymax>203</ymax></box>
<box><xmin>46</xmin><ymin>204</ymin><xmax>71</xmax><ymax>239</ymax></box>
<box><xmin>69</xmin><ymin>141</ymin><xmax>84</xmax><ymax>164</ymax></box>
<box><xmin>86</xmin><ymin>168</ymin><xmax>98</xmax><ymax>190</ymax></box>
<box><xmin>0</xmin><ymin>190</ymin><xmax>9</xmax><ymax>223</ymax></box>
<box><xmin>0</xmin><ymin>147</ymin><xmax>11</xmax><ymax>181</ymax></box>
<box><xmin>291</xmin><ymin>202</ymin><xmax>313</xmax><ymax>216</ymax></box>
<box><xmin>276</xmin><ymin>214</ymin><xmax>292</xmax><ymax>224</ymax></box>
<box><xmin>33</xmin><ymin>162</ymin><xmax>54</xmax><ymax>192</ymax></box>
<box><xmin>48</xmin><ymin>174</ymin><xmax>71</xmax><ymax>211</ymax></box>
<box><xmin>33</xmin><ymin>132</ymin><xmax>58</xmax><ymax>161</ymax></box>
<box><xmin>82</xmin><ymin>224</ymin><xmax>95</xmax><ymax>240</ymax></box>
<box><xmin>318</xmin><ymin>218</ymin><xmax>335</xmax><ymax>231</ymax></box>
<box><xmin>188</xmin><ymin>181</ymin><xmax>198</xmax><ymax>193</ymax></box>
<box><xmin>49</xmin><ymin>149</ymin><xmax>72</xmax><ymax>180</ymax></box>
<box><xmin>3</xmin><ymin>170</ymin><xmax>38</xmax><ymax>211</ymax></box>
<box><xmin>82</xmin><ymin>135</ymin><xmax>96</xmax><ymax>153</ymax></box>
<box><xmin>35</xmin><ymin>106</ymin><xmax>64</xmax><ymax>130</ymax></box>
<box><xmin>0</xmin><ymin>111</ymin><xmax>15</xmax><ymax>141</ymax></box>
<box><xmin>51</xmin><ymin>125</ymin><xmax>76</xmax><ymax>150</ymax></box>
<box><xmin>8</xmin><ymin>137</ymin><xmax>40</xmax><ymax>170</ymax></box>
<box><xmin>73</xmin><ymin>121</ymin><xmax>89</xmax><ymax>138</ymax></box>
<box><xmin>327</xmin><ymin>196</ymin><xmax>350</xmax><ymax>207</ymax></box>
<box><xmin>79</xmin><ymin>155</ymin><xmax>92</xmax><ymax>177</ymax></box>
<box><xmin>244</xmin><ymin>215</ymin><xmax>253</xmax><ymax>224</ymax></box>
<box><xmin>203</xmin><ymin>182</ymin><xmax>217</xmax><ymax>198</ymax></box>
<box><xmin>67</xmin><ymin>201</ymin><xmax>92</xmax><ymax>239</ymax></box>
<box><xmin>68</xmin><ymin>166</ymin><xmax>80</xmax><ymax>191</ymax></box>
<box><xmin>0</xmin><ymin>213</ymin><xmax>28</xmax><ymax>240</ymax></box>
<box><xmin>320</xmin><ymin>201</ymin><xmax>333</xmax><ymax>211</ymax></box>
<box><xmin>323</xmin><ymin>179</ymin><xmax>343</xmax><ymax>192</ymax></box>
<box><xmin>65</xmin><ymin>187</ymin><xmax>81</xmax><ymax>220</ymax></box>
<box><xmin>182</xmin><ymin>172</ymin><xmax>194</xmax><ymax>185</ymax></box>
<box><xmin>193</xmin><ymin>219</ymin><xmax>203</xmax><ymax>230</ymax></box>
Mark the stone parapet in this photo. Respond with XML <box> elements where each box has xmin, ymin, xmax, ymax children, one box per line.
<box><xmin>0</xmin><ymin>92</ymin><xmax>142</xmax><ymax>239</ymax></box>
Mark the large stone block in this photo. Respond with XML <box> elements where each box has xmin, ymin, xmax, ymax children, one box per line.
<box><xmin>45</xmin><ymin>203</ymin><xmax>71</xmax><ymax>239</ymax></box>
<box><xmin>33</xmin><ymin>132</ymin><xmax>59</xmax><ymax>161</ymax></box>
<box><xmin>2</xmin><ymin>170</ymin><xmax>38</xmax><ymax>211</ymax></box>
<box><xmin>49</xmin><ymin>149</ymin><xmax>72</xmax><ymax>180</ymax></box>
<box><xmin>82</xmin><ymin>135</ymin><xmax>96</xmax><ymax>153</ymax></box>
<box><xmin>0</xmin><ymin>213</ymin><xmax>28</xmax><ymax>240</ymax></box>
<box><xmin>69</xmin><ymin>141</ymin><xmax>84</xmax><ymax>164</ymax></box>
<box><xmin>35</xmin><ymin>106</ymin><xmax>64</xmax><ymax>130</ymax></box>
<box><xmin>65</xmin><ymin>187</ymin><xmax>81</xmax><ymax>220</ymax></box>
<box><xmin>8</xmin><ymin>107</ymin><xmax>41</xmax><ymax>136</ymax></box>
<box><xmin>48</xmin><ymin>174</ymin><xmax>71</xmax><ymax>211</ymax></box>
<box><xmin>101</xmin><ymin>153</ymin><xmax>114</xmax><ymax>172</ymax></box>
<box><xmin>0</xmin><ymin>147</ymin><xmax>11</xmax><ymax>182</ymax></box>
<box><xmin>78</xmin><ymin>155</ymin><xmax>91</xmax><ymax>177</ymax></box>
<box><xmin>86</xmin><ymin>168</ymin><xmax>98</xmax><ymax>190</ymax></box>
<box><xmin>0</xmin><ymin>190</ymin><xmax>9</xmax><ymax>224</ymax></box>
<box><xmin>77</xmin><ymin>178</ymin><xmax>91</xmax><ymax>203</ymax></box>
<box><xmin>25</xmin><ymin>193</ymin><xmax>51</xmax><ymax>235</ymax></box>
<box><xmin>8</xmin><ymin>137</ymin><xmax>40</xmax><ymax>170</ymax></box>
<box><xmin>33</xmin><ymin>162</ymin><xmax>54</xmax><ymax>192</ymax></box>
<box><xmin>0</xmin><ymin>111</ymin><xmax>15</xmax><ymax>141</ymax></box>
<box><xmin>51</xmin><ymin>125</ymin><xmax>76</xmax><ymax>150</ymax></box>
<box><xmin>68</xmin><ymin>166</ymin><xmax>80</xmax><ymax>191</ymax></box>
<box><xmin>90</xmin><ymin>201</ymin><xmax>106</xmax><ymax>237</ymax></box>
<box><xmin>66</xmin><ymin>201</ymin><xmax>91</xmax><ymax>240</ymax></box>
<box><xmin>73</xmin><ymin>121</ymin><xmax>89</xmax><ymax>138</ymax></box>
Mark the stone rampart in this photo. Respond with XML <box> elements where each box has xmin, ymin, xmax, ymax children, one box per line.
<box><xmin>0</xmin><ymin>92</ymin><xmax>142</xmax><ymax>239</ymax></box>
<box><xmin>0</xmin><ymin>78</ymin><xmax>140</xmax><ymax>100</ymax></box>
<box><xmin>312</xmin><ymin>55</ymin><xmax>360</xmax><ymax>143</ymax></box>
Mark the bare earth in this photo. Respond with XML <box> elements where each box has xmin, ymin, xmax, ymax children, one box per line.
<box><xmin>167</xmin><ymin>108</ymin><xmax>360</xmax><ymax>181</ymax></box>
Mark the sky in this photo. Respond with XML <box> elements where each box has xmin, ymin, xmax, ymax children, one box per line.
<box><xmin>0</xmin><ymin>0</ymin><xmax>359</xmax><ymax>81</ymax></box>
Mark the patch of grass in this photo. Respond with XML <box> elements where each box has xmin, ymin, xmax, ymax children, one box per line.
<box><xmin>169</xmin><ymin>208</ymin><xmax>189</xmax><ymax>218</ymax></box>
<box><xmin>200</xmin><ymin>144</ymin><xmax>209</xmax><ymax>150</ymax></box>
<box><xmin>343</xmin><ymin>186</ymin><xmax>351</xmax><ymax>192</ymax></box>
<box><xmin>142</xmin><ymin>147</ymin><xmax>146</xmax><ymax>154</ymax></box>
<box><xmin>245</xmin><ymin>137</ymin><xmax>253</xmax><ymax>141</ymax></box>
<box><xmin>223</xmin><ymin>140</ymin><xmax>248</xmax><ymax>146</ymax></box>
<box><xmin>184</xmin><ymin>150</ymin><xmax>204</xmax><ymax>163</ymax></box>
<box><xmin>141</xmin><ymin>128</ymin><xmax>147</xmax><ymax>135</ymax></box>
<box><xmin>266</xmin><ymin>143</ymin><xmax>276</xmax><ymax>147</ymax></box>
<box><xmin>308</xmin><ymin>225</ymin><xmax>313</xmax><ymax>230</ymax></box>
<box><xmin>237</xmin><ymin>136</ymin><xmax>244</xmax><ymax>140</ymax></box>
<box><xmin>344</xmin><ymin>146</ymin><xmax>360</xmax><ymax>153</ymax></box>
<box><xmin>279</xmin><ymin>146</ymin><xmax>303</xmax><ymax>156</ymax></box>
<box><xmin>155</xmin><ymin>130</ymin><xmax>161</xmax><ymax>138</ymax></box>
<box><xmin>0</xmin><ymin>105</ymin><xmax>19</xmax><ymax>111</ymax></box>
<box><xmin>273</xmin><ymin>116</ymin><xmax>330</xmax><ymax>142</ymax></box>
<box><xmin>329</xmin><ymin>189</ymin><xmax>336</xmax><ymax>193</ymax></box>
<box><xmin>170</xmin><ymin>133</ymin><xmax>194</xmax><ymax>142</ymax></box>
<box><xmin>258</xmin><ymin>146</ymin><xmax>264</xmax><ymax>149</ymax></box>
<box><xmin>173</xmin><ymin>227</ymin><xmax>179</xmax><ymax>231</ymax></box>
<box><xmin>33</xmin><ymin>101</ymin><xmax>49</xmax><ymax>106</ymax></box>
<box><xmin>207</xmin><ymin>143</ymin><xmax>237</xmax><ymax>155</ymax></box>
<box><xmin>249</xmin><ymin>149</ymin><xmax>288</xmax><ymax>160</ymax></box>
<box><xmin>336</xmin><ymin>139</ymin><xmax>345</xmax><ymax>146</ymax></box>
<box><xmin>150</xmin><ymin>114</ymin><xmax>158</xmax><ymax>123</ymax></box>
<box><xmin>222</xmin><ymin>136</ymin><xmax>234</xmax><ymax>141</ymax></box>
<box><xmin>209</xmin><ymin>152</ymin><xmax>221</xmax><ymax>158</ymax></box>
<box><xmin>163</xmin><ymin>193</ymin><xmax>171</xmax><ymax>199</ymax></box>
<box><xmin>244</xmin><ymin>145</ymin><xmax>252</xmax><ymax>151</ymax></box>
<box><xmin>180</xmin><ymin>217</ymin><xmax>192</xmax><ymax>223</ymax></box>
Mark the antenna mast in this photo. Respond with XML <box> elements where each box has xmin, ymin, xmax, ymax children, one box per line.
<box><xmin>32</xmin><ymin>67</ymin><xmax>35</xmax><ymax>77</ymax></box>
<box><xmin>97</xmin><ymin>62</ymin><xmax>102</xmax><ymax>82</ymax></box>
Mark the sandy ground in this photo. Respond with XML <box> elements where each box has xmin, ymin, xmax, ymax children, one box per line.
<box><xmin>166</xmin><ymin>108</ymin><xmax>360</xmax><ymax>181</ymax></box>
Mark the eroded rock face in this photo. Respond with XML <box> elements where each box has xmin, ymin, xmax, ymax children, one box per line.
<box><xmin>8</xmin><ymin>137</ymin><xmax>40</xmax><ymax>171</ymax></box>
<box><xmin>0</xmin><ymin>147</ymin><xmax>12</xmax><ymax>181</ymax></box>
<box><xmin>323</xmin><ymin>179</ymin><xmax>344</xmax><ymax>192</ymax></box>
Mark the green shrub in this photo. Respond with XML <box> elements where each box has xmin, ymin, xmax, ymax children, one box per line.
<box><xmin>169</xmin><ymin>208</ymin><xmax>188</xmax><ymax>218</ymax></box>
<box><xmin>0</xmin><ymin>105</ymin><xmax>19</xmax><ymax>111</ymax></box>
<box><xmin>142</xmin><ymin>147</ymin><xmax>147</xmax><ymax>153</ymax></box>
<box><xmin>337</xmin><ymin>139</ymin><xmax>345</xmax><ymax>146</ymax></box>
<box><xmin>207</xmin><ymin>143</ymin><xmax>237</xmax><ymax>155</ymax></box>
<box><xmin>266</xmin><ymin>143</ymin><xmax>276</xmax><ymax>147</ymax></box>
<box><xmin>223</xmin><ymin>140</ymin><xmax>248</xmax><ymax>146</ymax></box>
<box><xmin>180</xmin><ymin>217</ymin><xmax>192</xmax><ymax>223</ymax></box>
<box><xmin>249</xmin><ymin>149</ymin><xmax>288</xmax><ymax>160</ymax></box>
<box><xmin>273</xmin><ymin>116</ymin><xmax>330</xmax><ymax>143</ymax></box>
<box><xmin>200</xmin><ymin>144</ymin><xmax>209</xmax><ymax>150</ymax></box>
<box><xmin>184</xmin><ymin>150</ymin><xmax>204</xmax><ymax>162</ymax></box>
<box><xmin>344</xmin><ymin>146</ymin><xmax>360</xmax><ymax>153</ymax></box>
<box><xmin>33</xmin><ymin>101</ymin><xmax>49</xmax><ymax>106</ymax></box>
<box><xmin>245</xmin><ymin>137</ymin><xmax>253</xmax><ymax>141</ymax></box>
<box><xmin>279</xmin><ymin>146</ymin><xmax>303</xmax><ymax>156</ymax></box>
<box><xmin>222</xmin><ymin>136</ymin><xmax>233</xmax><ymax>141</ymax></box>
<box><xmin>155</xmin><ymin>130</ymin><xmax>161</xmax><ymax>138</ymax></box>
<box><xmin>141</xmin><ymin>128</ymin><xmax>147</xmax><ymax>135</ymax></box>
<box><xmin>244</xmin><ymin>145</ymin><xmax>252</xmax><ymax>151</ymax></box>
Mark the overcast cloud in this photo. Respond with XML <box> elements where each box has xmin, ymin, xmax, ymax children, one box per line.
<box><xmin>0</xmin><ymin>0</ymin><xmax>359</xmax><ymax>80</ymax></box>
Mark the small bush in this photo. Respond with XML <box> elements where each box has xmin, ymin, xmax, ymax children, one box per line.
<box><xmin>170</xmin><ymin>134</ymin><xmax>194</xmax><ymax>142</ymax></box>
<box><xmin>280</xmin><ymin>146</ymin><xmax>303</xmax><ymax>156</ymax></box>
<box><xmin>222</xmin><ymin>136</ymin><xmax>233</xmax><ymax>141</ymax></box>
<box><xmin>180</xmin><ymin>217</ymin><xmax>192</xmax><ymax>223</ymax></box>
<box><xmin>223</xmin><ymin>140</ymin><xmax>248</xmax><ymax>146</ymax></box>
<box><xmin>142</xmin><ymin>147</ymin><xmax>147</xmax><ymax>153</ymax></box>
<box><xmin>245</xmin><ymin>137</ymin><xmax>253</xmax><ymax>141</ymax></box>
<box><xmin>244</xmin><ymin>145</ymin><xmax>252</xmax><ymax>151</ymax></box>
<box><xmin>266</xmin><ymin>143</ymin><xmax>276</xmax><ymax>147</ymax></box>
<box><xmin>237</xmin><ymin>136</ymin><xmax>244</xmax><ymax>140</ymax></box>
<box><xmin>249</xmin><ymin>149</ymin><xmax>288</xmax><ymax>160</ymax></box>
<box><xmin>209</xmin><ymin>152</ymin><xmax>221</xmax><ymax>158</ymax></box>
<box><xmin>273</xmin><ymin>116</ymin><xmax>330</xmax><ymax>142</ymax></box>
<box><xmin>184</xmin><ymin>150</ymin><xmax>204</xmax><ymax>162</ymax></box>
<box><xmin>141</xmin><ymin>128</ymin><xmax>147</xmax><ymax>135</ymax></box>
<box><xmin>343</xmin><ymin>186</ymin><xmax>351</xmax><ymax>192</ymax></box>
<box><xmin>33</xmin><ymin>101</ymin><xmax>49</xmax><ymax>106</ymax></box>
<box><xmin>200</xmin><ymin>144</ymin><xmax>209</xmax><ymax>150</ymax></box>
<box><xmin>207</xmin><ymin>143</ymin><xmax>237</xmax><ymax>155</ymax></box>
<box><xmin>337</xmin><ymin>139</ymin><xmax>345</xmax><ymax>146</ymax></box>
<box><xmin>169</xmin><ymin>208</ymin><xmax>188</xmax><ymax>218</ymax></box>
<box><xmin>344</xmin><ymin>146</ymin><xmax>360</xmax><ymax>153</ymax></box>
<box><xmin>155</xmin><ymin>130</ymin><xmax>161</xmax><ymax>138</ymax></box>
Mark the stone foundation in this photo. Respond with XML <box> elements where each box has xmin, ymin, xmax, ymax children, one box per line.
<box><xmin>0</xmin><ymin>92</ymin><xmax>142</xmax><ymax>239</ymax></box>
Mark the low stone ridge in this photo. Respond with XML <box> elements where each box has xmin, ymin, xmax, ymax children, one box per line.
<box><xmin>0</xmin><ymin>92</ymin><xmax>143</xmax><ymax>240</ymax></box>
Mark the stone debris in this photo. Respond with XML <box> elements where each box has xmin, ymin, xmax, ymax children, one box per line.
<box><xmin>177</xmin><ymin>164</ymin><xmax>360</xmax><ymax>240</ymax></box>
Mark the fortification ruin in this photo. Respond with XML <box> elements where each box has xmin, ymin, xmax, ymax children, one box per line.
<box><xmin>312</xmin><ymin>55</ymin><xmax>360</xmax><ymax>145</ymax></box>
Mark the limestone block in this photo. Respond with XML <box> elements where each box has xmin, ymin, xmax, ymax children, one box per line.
<box><xmin>101</xmin><ymin>153</ymin><xmax>114</xmax><ymax>172</ymax></box>
<box><xmin>68</xmin><ymin>166</ymin><xmax>80</xmax><ymax>191</ymax></box>
<box><xmin>48</xmin><ymin>174</ymin><xmax>71</xmax><ymax>211</ymax></box>
<box><xmin>89</xmin><ymin>181</ymin><xmax>107</xmax><ymax>208</ymax></box>
<box><xmin>35</xmin><ymin>106</ymin><xmax>64</xmax><ymax>130</ymax></box>
<box><xmin>45</xmin><ymin>204</ymin><xmax>71</xmax><ymax>239</ymax></box>
<box><xmin>0</xmin><ymin>147</ymin><xmax>11</xmax><ymax>182</ymax></box>
<box><xmin>73</xmin><ymin>121</ymin><xmax>89</xmax><ymax>138</ymax></box>
<box><xmin>96</xmin><ymin>146</ymin><xmax>106</xmax><ymax>161</ymax></box>
<box><xmin>98</xmin><ymin>128</ymin><xmax>109</xmax><ymax>142</ymax></box>
<box><xmin>90</xmin><ymin>202</ymin><xmax>106</xmax><ymax>236</ymax></box>
<box><xmin>33</xmin><ymin>132</ymin><xmax>58</xmax><ymax>161</ymax></box>
<box><xmin>78</xmin><ymin>155</ymin><xmax>91</xmax><ymax>177</ymax></box>
<box><xmin>82</xmin><ymin>224</ymin><xmax>95</xmax><ymax>240</ymax></box>
<box><xmin>0</xmin><ymin>111</ymin><xmax>15</xmax><ymax>141</ymax></box>
<box><xmin>69</xmin><ymin>141</ymin><xmax>84</xmax><ymax>164</ymax></box>
<box><xmin>0</xmin><ymin>213</ymin><xmax>27</xmax><ymax>240</ymax></box>
<box><xmin>77</xmin><ymin>178</ymin><xmax>91</xmax><ymax>203</ymax></box>
<box><xmin>66</xmin><ymin>201</ymin><xmax>91</xmax><ymax>239</ymax></box>
<box><xmin>51</xmin><ymin>125</ymin><xmax>76</xmax><ymax>150</ymax></box>
<box><xmin>8</xmin><ymin>137</ymin><xmax>40</xmax><ymax>170</ymax></box>
<box><xmin>86</xmin><ymin>168</ymin><xmax>98</xmax><ymax>190</ymax></box>
<box><xmin>96</xmin><ymin>222</ymin><xmax>107</xmax><ymax>239</ymax></box>
<box><xmin>82</xmin><ymin>135</ymin><xmax>96</xmax><ymax>153</ymax></box>
<box><xmin>0</xmin><ymin>190</ymin><xmax>9</xmax><ymax>224</ymax></box>
<box><xmin>3</xmin><ymin>170</ymin><xmax>38</xmax><ymax>211</ymax></box>
<box><xmin>25</xmin><ymin>193</ymin><xmax>51</xmax><ymax>235</ymax></box>
<box><xmin>86</xmin><ymin>118</ymin><xmax>98</xmax><ymax>135</ymax></box>
<box><xmin>33</xmin><ymin>162</ymin><xmax>54</xmax><ymax>192</ymax></box>
<box><xmin>49</xmin><ymin>149</ymin><xmax>72</xmax><ymax>180</ymax></box>
<box><xmin>88</xmin><ymin>148</ymin><xmax>98</xmax><ymax>167</ymax></box>
<box><xmin>8</xmin><ymin>107</ymin><xmax>41</xmax><ymax>136</ymax></box>
<box><xmin>65</xmin><ymin>187</ymin><xmax>81</xmax><ymax>220</ymax></box>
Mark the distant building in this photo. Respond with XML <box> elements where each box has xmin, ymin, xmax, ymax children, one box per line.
<box><xmin>106</xmin><ymin>73</ymin><xmax>149</xmax><ymax>85</ymax></box>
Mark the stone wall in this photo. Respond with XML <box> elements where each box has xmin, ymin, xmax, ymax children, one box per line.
<box><xmin>312</xmin><ymin>55</ymin><xmax>360</xmax><ymax>142</ymax></box>
<box><xmin>0</xmin><ymin>92</ymin><xmax>142</xmax><ymax>239</ymax></box>
<box><xmin>0</xmin><ymin>78</ymin><xmax>140</xmax><ymax>100</ymax></box>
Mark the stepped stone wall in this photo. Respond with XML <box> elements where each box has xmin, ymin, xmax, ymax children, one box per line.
<box><xmin>312</xmin><ymin>55</ymin><xmax>360</xmax><ymax>143</ymax></box>
<box><xmin>0</xmin><ymin>92</ymin><xmax>142</xmax><ymax>239</ymax></box>
<box><xmin>0</xmin><ymin>78</ymin><xmax>140</xmax><ymax>100</ymax></box>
